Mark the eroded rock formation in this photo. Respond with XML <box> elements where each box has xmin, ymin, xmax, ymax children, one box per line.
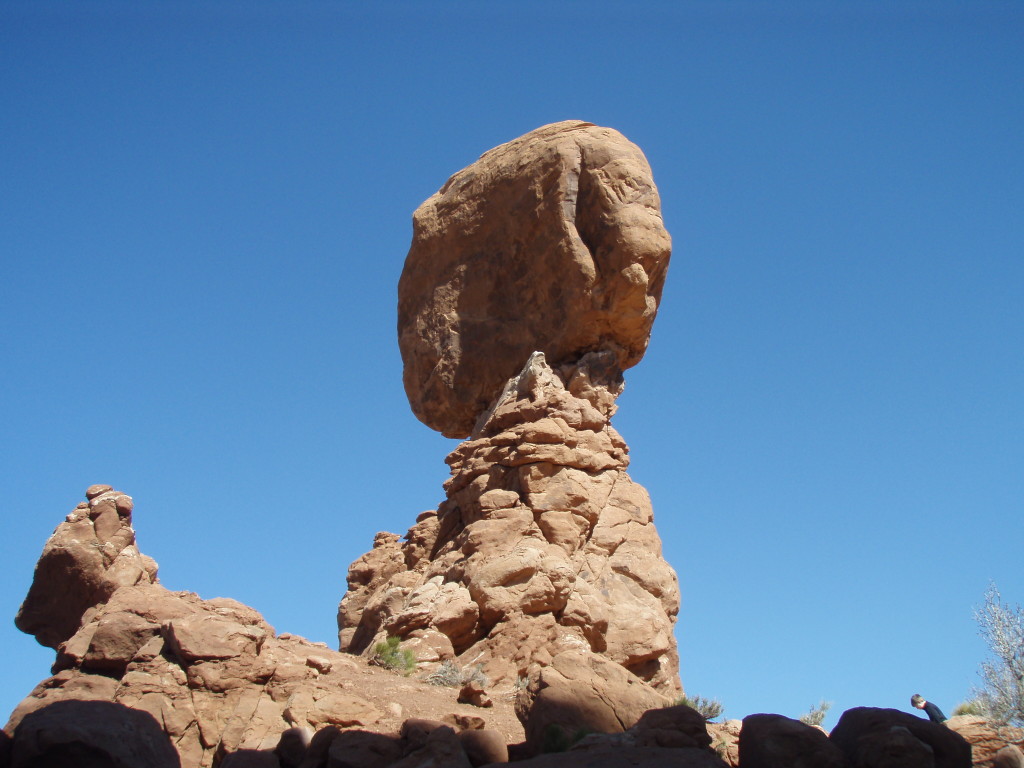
<box><xmin>341</xmin><ymin>120</ymin><xmax>680</xmax><ymax>702</ymax></box>
<box><xmin>7</xmin><ymin>488</ymin><xmax>391</xmax><ymax>767</ymax></box>
<box><xmin>339</xmin><ymin>351</ymin><xmax>680</xmax><ymax>693</ymax></box>
<box><xmin>15</xmin><ymin>484</ymin><xmax>158</xmax><ymax>649</ymax></box>
<box><xmin>399</xmin><ymin>119</ymin><xmax>672</xmax><ymax>439</ymax></box>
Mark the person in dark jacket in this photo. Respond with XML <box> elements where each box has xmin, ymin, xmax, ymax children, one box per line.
<box><xmin>911</xmin><ymin>693</ymin><xmax>947</xmax><ymax>723</ymax></box>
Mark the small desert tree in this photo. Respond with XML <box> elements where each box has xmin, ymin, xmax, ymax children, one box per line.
<box><xmin>800</xmin><ymin>700</ymin><xmax>832</xmax><ymax>727</ymax></box>
<box><xmin>973</xmin><ymin>582</ymin><xmax>1024</xmax><ymax>726</ymax></box>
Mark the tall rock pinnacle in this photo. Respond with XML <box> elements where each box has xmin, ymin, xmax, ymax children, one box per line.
<box><xmin>341</xmin><ymin>121</ymin><xmax>681</xmax><ymax>696</ymax></box>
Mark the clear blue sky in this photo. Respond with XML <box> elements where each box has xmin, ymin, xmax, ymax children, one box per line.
<box><xmin>2</xmin><ymin>1</ymin><xmax>1022</xmax><ymax>730</ymax></box>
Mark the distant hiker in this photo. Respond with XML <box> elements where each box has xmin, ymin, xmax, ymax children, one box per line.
<box><xmin>911</xmin><ymin>694</ymin><xmax>947</xmax><ymax>723</ymax></box>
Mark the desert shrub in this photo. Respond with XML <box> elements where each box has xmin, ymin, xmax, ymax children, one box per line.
<box><xmin>675</xmin><ymin>694</ymin><xmax>725</xmax><ymax>721</ymax></box>
<box><xmin>370</xmin><ymin>636</ymin><xmax>416</xmax><ymax>675</ymax></box>
<box><xmin>424</xmin><ymin>659</ymin><xmax>489</xmax><ymax>688</ymax></box>
<box><xmin>973</xmin><ymin>583</ymin><xmax>1024</xmax><ymax>726</ymax></box>
<box><xmin>799</xmin><ymin>700</ymin><xmax>832</xmax><ymax>727</ymax></box>
<box><xmin>954</xmin><ymin>699</ymin><xmax>988</xmax><ymax>717</ymax></box>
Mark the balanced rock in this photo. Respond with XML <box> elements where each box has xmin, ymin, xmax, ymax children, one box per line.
<box><xmin>339</xmin><ymin>351</ymin><xmax>680</xmax><ymax>693</ymax></box>
<box><xmin>399</xmin><ymin>120</ymin><xmax>672</xmax><ymax>438</ymax></box>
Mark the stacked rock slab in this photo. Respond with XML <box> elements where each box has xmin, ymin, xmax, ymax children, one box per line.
<box><xmin>339</xmin><ymin>120</ymin><xmax>681</xmax><ymax>696</ymax></box>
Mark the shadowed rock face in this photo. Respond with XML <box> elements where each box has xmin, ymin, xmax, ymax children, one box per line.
<box><xmin>399</xmin><ymin>120</ymin><xmax>672</xmax><ymax>439</ymax></box>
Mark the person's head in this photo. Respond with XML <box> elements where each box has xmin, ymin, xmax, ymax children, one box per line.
<box><xmin>911</xmin><ymin>694</ymin><xmax>926</xmax><ymax>709</ymax></box>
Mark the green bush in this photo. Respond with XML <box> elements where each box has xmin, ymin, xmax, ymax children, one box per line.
<box><xmin>799</xmin><ymin>700</ymin><xmax>832</xmax><ymax>727</ymax></box>
<box><xmin>370</xmin><ymin>636</ymin><xmax>416</xmax><ymax>675</ymax></box>
<box><xmin>675</xmin><ymin>694</ymin><xmax>725</xmax><ymax>721</ymax></box>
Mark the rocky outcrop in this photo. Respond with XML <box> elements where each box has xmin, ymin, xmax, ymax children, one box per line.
<box><xmin>15</xmin><ymin>484</ymin><xmax>158</xmax><ymax>649</ymax></box>
<box><xmin>398</xmin><ymin>120</ymin><xmax>672</xmax><ymax>439</ymax></box>
<box><xmin>6</xmin><ymin>488</ymin><xmax>391</xmax><ymax>768</ymax></box>
<box><xmin>946</xmin><ymin>716</ymin><xmax>1024</xmax><ymax>768</ymax></box>
<box><xmin>338</xmin><ymin>351</ymin><xmax>680</xmax><ymax>694</ymax></box>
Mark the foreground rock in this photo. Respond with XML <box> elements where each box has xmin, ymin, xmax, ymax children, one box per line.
<box><xmin>339</xmin><ymin>351</ymin><xmax>680</xmax><ymax>695</ymax></box>
<box><xmin>399</xmin><ymin>120</ymin><xmax>672</xmax><ymax>439</ymax></box>
<box><xmin>830</xmin><ymin>707</ymin><xmax>971</xmax><ymax>768</ymax></box>
<box><xmin>8</xmin><ymin>700</ymin><xmax>180</xmax><ymax>768</ymax></box>
<box><xmin>738</xmin><ymin>713</ymin><xmax>844</xmax><ymax>768</ymax></box>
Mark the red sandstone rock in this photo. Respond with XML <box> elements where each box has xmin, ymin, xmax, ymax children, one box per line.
<box><xmin>15</xmin><ymin>487</ymin><xmax>158</xmax><ymax>648</ymax></box>
<box><xmin>514</xmin><ymin>649</ymin><xmax>671</xmax><ymax>755</ymax></box>
<box><xmin>946</xmin><ymin>715</ymin><xmax>1024</xmax><ymax>768</ymax></box>
<box><xmin>458</xmin><ymin>727</ymin><xmax>509</xmax><ymax>766</ymax></box>
<box><xmin>339</xmin><ymin>353</ymin><xmax>680</xmax><ymax>694</ymax></box>
<box><xmin>399</xmin><ymin>120</ymin><xmax>672</xmax><ymax>439</ymax></box>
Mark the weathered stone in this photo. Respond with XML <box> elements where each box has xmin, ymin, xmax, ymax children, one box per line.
<box><xmin>458</xmin><ymin>681</ymin><xmax>493</xmax><ymax>708</ymax></box>
<box><xmin>339</xmin><ymin>353</ymin><xmax>680</xmax><ymax>695</ymax></box>
<box><xmin>514</xmin><ymin>649</ymin><xmax>670</xmax><ymax>755</ymax></box>
<box><xmin>9</xmin><ymin>700</ymin><xmax>179</xmax><ymax>768</ymax></box>
<box><xmin>458</xmin><ymin>728</ymin><xmax>508</xmax><ymax>766</ymax></box>
<box><xmin>706</xmin><ymin>719</ymin><xmax>742</xmax><ymax>767</ymax></box>
<box><xmin>739</xmin><ymin>713</ymin><xmax>845</xmax><ymax>768</ymax></box>
<box><xmin>995</xmin><ymin>745</ymin><xmax>1024</xmax><ymax>768</ymax></box>
<box><xmin>399</xmin><ymin>120</ymin><xmax>671</xmax><ymax>439</ymax></box>
<box><xmin>325</xmin><ymin>729</ymin><xmax>402</xmax><ymax>768</ymax></box>
<box><xmin>632</xmin><ymin>705</ymin><xmax>713</xmax><ymax>750</ymax></box>
<box><xmin>390</xmin><ymin>725</ymin><xmax>472</xmax><ymax>768</ymax></box>
<box><xmin>15</xmin><ymin>486</ymin><xmax>158</xmax><ymax>648</ymax></box>
<box><xmin>946</xmin><ymin>715</ymin><xmax>1024</xmax><ymax>768</ymax></box>
<box><xmin>830</xmin><ymin>707</ymin><xmax>971</xmax><ymax>768</ymax></box>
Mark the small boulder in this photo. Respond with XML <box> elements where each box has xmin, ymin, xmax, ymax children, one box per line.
<box><xmin>458</xmin><ymin>681</ymin><xmax>493</xmax><ymax>708</ymax></box>
<box><xmin>458</xmin><ymin>728</ymin><xmax>509</xmax><ymax>766</ymax></box>
<box><xmin>325</xmin><ymin>730</ymin><xmax>402</xmax><ymax>768</ymax></box>
<box><xmin>391</xmin><ymin>725</ymin><xmax>472</xmax><ymax>768</ymax></box>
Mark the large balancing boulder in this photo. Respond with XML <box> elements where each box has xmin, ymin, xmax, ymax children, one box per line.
<box><xmin>399</xmin><ymin>120</ymin><xmax>672</xmax><ymax>438</ymax></box>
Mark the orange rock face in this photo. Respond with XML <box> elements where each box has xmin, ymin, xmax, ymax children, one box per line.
<box><xmin>399</xmin><ymin>120</ymin><xmax>672</xmax><ymax>439</ymax></box>
<box><xmin>339</xmin><ymin>352</ymin><xmax>681</xmax><ymax>695</ymax></box>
